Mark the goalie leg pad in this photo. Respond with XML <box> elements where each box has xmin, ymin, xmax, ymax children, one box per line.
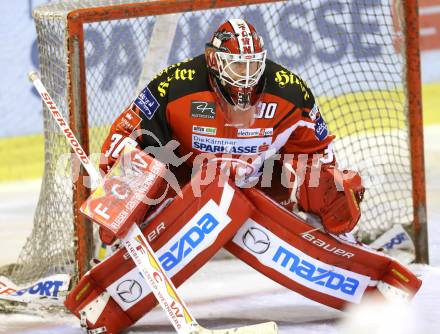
<box><xmin>67</xmin><ymin>274</ymin><xmax>132</xmax><ymax>334</ymax></box>
<box><xmin>225</xmin><ymin>188</ymin><xmax>421</xmax><ymax>310</ymax></box>
<box><xmin>65</xmin><ymin>175</ymin><xmax>254</xmax><ymax>334</ymax></box>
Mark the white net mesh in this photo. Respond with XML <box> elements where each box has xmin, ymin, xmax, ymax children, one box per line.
<box><xmin>3</xmin><ymin>0</ymin><xmax>414</xmax><ymax>292</ymax></box>
<box><xmin>4</xmin><ymin>15</ymin><xmax>77</xmax><ymax>284</ymax></box>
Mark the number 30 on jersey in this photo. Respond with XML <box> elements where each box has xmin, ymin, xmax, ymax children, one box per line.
<box><xmin>256</xmin><ymin>102</ymin><xmax>277</xmax><ymax>119</ymax></box>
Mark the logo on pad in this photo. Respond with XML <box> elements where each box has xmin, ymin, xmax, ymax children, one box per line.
<box><xmin>242</xmin><ymin>227</ymin><xmax>270</xmax><ymax>254</ymax></box>
<box><xmin>116</xmin><ymin>279</ymin><xmax>142</xmax><ymax>303</ymax></box>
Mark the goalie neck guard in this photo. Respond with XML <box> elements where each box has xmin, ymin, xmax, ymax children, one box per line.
<box><xmin>205</xmin><ymin>19</ymin><xmax>267</xmax><ymax>128</ymax></box>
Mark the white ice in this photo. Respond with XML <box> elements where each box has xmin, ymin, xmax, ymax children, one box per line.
<box><xmin>1</xmin><ymin>126</ymin><xmax>440</xmax><ymax>334</ymax></box>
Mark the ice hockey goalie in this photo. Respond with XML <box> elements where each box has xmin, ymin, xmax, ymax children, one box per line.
<box><xmin>65</xmin><ymin>19</ymin><xmax>422</xmax><ymax>334</ymax></box>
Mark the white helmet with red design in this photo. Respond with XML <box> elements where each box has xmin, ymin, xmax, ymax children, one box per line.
<box><xmin>205</xmin><ymin>19</ymin><xmax>267</xmax><ymax>127</ymax></box>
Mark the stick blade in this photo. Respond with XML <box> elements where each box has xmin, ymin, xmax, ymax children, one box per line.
<box><xmin>193</xmin><ymin>321</ymin><xmax>278</xmax><ymax>334</ymax></box>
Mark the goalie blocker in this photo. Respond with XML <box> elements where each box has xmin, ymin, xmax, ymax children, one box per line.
<box><xmin>80</xmin><ymin>145</ymin><xmax>167</xmax><ymax>241</ymax></box>
<box><xmin>66</xmin><ymin>170</ymin><xmax>421</xmax><ymax>334</ymax></box>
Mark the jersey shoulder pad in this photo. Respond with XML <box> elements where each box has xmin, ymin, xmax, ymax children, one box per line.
<box><xmin>148</xmin><ymin>54</ymin><xmax>210</xmax><ymax>102</ymax></box>
<box><xmin>264</xmin><ymin>59</ymin><xmax>314</xmax><ymax>108</ymax></box>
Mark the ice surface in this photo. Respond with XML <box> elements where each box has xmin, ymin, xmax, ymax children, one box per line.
<box><xmin>0</xmin><ymin>260</ymin><xmax>438</xmax><ymax>334</ymax></box>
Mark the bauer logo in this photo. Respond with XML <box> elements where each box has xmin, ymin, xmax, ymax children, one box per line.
<box><xmin>157</xmin><ymin>200</ymin><xmax>231</xmax><ymax>274</ymax></box>
<box><xmin>232</xmin><ymin>219</ymin><xmax>370</xmax><ymax>303</ymax></box>
<box><xmin>134</xmin><ymin>87</ymin><xmax>160</xmax><ymax>120</ymax></box>
<box><xmin>301</xmin><ymin>233</ymin><xmax>354</xmax><ymax>258</ymax></box>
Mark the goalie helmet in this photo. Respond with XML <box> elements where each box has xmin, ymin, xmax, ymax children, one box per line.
<box><xmin>205</xmin><ymin>19</ymin><xmax>267</xmax><ymax>127</ymax></box>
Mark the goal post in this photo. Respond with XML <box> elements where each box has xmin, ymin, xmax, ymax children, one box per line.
<box><xmin>4</xmin><ymin>0</ymin><xmax>427</xmax><ymax>294</ymax></box>
<box><xmin>405</xmin><ymin>0</ymin><xmax>428</xmax><ymax>264</ymax></box>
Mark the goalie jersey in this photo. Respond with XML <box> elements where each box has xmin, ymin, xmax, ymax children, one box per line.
<box><xmin>100</xmin><ymin>54</ymin><xmax>335</xmax><ymax>175</ymax></box>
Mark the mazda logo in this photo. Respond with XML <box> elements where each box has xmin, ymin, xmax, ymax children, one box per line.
<box><xmin>116</xmin><ymin>279</ymin><xmax>142</xmax><ymax>303</ymax></box>
<box><xmin>242</xmin><ymin>227</ymin><xmax>270</xmax><ymax>254</ymax></box>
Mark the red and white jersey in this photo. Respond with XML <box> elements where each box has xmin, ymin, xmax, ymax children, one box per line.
<box><xmin>100</xmin><ymin>55</ymin><xmax>335</xmax><ymax>177</ymax></box>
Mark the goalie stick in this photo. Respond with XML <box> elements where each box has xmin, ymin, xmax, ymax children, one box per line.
<box><xmin>29</xmin><ymin>71</ymin><xmax>277</xmax><ymax>334</ymax></box>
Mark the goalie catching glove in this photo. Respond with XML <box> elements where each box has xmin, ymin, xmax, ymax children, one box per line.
<box><xmin>284</xmin><ymin>156</ymin><xmax>365</xmax><ymax>235</ymax></box>
<box><xmin>298</xmin><ymin>164</ymin><xmax>364</xmax><ymax>234</ymax></box>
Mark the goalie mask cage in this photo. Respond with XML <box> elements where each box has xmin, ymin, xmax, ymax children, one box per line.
<box><xmin>2</xmin><ymin>0</ymin><xmax>427</xmax><ymax>292</ymax></box>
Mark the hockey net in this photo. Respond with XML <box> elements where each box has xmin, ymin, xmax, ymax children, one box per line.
<box><xmin>0</xmin><ymin>0</ymin><xmax>426</xmax><ymax>306</ymax></box>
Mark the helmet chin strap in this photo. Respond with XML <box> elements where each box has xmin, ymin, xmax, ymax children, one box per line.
<box><xmin>214</xmin><ymin>76</ymin><xmax>252</xmax><ymax>109</ymax></box>
<box><xmin>220</xmin><ymin>78</ymin><xmax>228</xmax><ymax>89</ymax></box>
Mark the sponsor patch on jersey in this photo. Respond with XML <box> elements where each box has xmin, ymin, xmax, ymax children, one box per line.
<box><xmin>315</xmin><ymin>115</ymin><xmax>329</xmax><ymax>141</ymax></box>
<box><xmin>237</xmin><ymin>128</ymin><xmax>273</xmax><ymax>137</ymax></box>
<box><xmin>157</xmin><ymin>67</ymin><xmax>196</xmax><ymax>97</ymax></box>
<box><xmin>192</xmin><ymin>125</ymin><xmax>217</xmax><ymax>136</ymax></box>
<box><xmin>302</xmin><ymin>104</ymin><xmax>319</xmax><ymax>121</ymax></box>
<box><xmin>134</xmin><ymin>87</ymin><xmax>160</xmax><ymax>120</ymax></box>
<box><xmin>274</xmin><ymin>69</ymin><xmax>310</xmax><ymax>100</ymax></box>
<box><xmin>310</xmin><ymin>104</ymin><xmax>319</xmax><ymax>121</ymax></box>
<box><xmin>192</xmin><ymin>135</ymin><xmax>272</xmax><ymax>155</ymax></box>
<box><xmin>191</xmin><ymin>101</ymin><xmax>216</xmax><ymax>119</ymax></box>
<box><xmin>117</xmin><ymin>109</ymin><xmax>142</xmax><ymax>131</ymax></box>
